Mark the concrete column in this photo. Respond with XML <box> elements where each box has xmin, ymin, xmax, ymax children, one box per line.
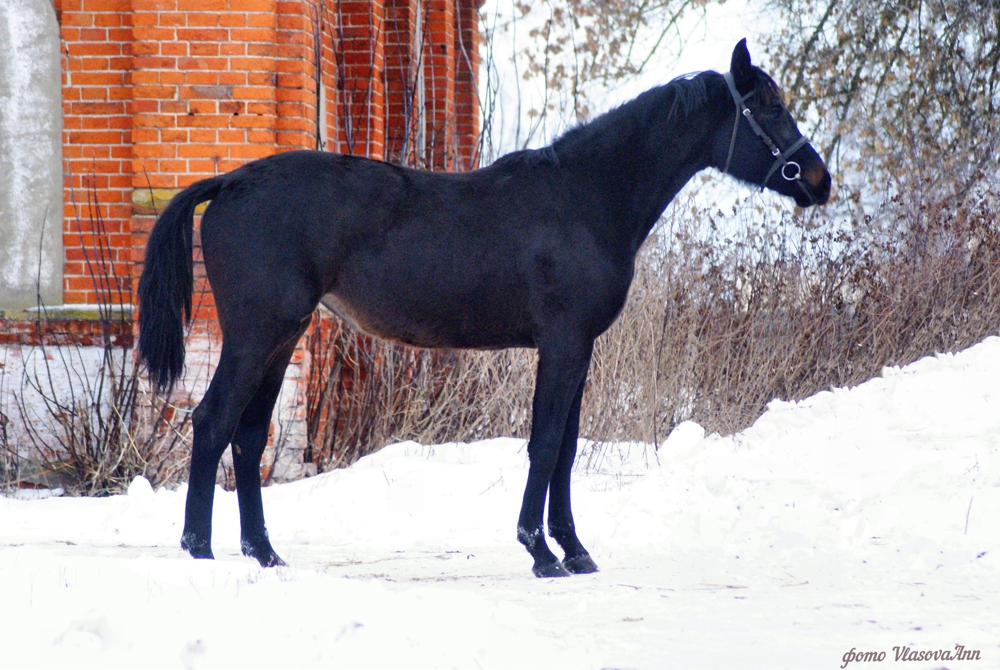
<box><xmin>0</xmin><ymin>0</ymin><xmax>63</xmax><ymax>313</ymax></box>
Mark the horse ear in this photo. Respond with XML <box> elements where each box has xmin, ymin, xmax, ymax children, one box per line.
<box><xmin>730</xmin><ymin>38</ymin><xmax>753</xmax><ymax>93</ymax></box>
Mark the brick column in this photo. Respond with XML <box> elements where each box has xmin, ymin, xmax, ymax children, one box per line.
<box><xmin>60</xmin><ymin>0</ymin><xmax>133</xmax><ymax>307</ymax></box>
<box><xmin>383</xmin><ymin>0</ymin><xmax>419</xmax><ymax>165</ymax></box>
<box><xmin>454</xmin><ymin>0</ymin><xmax>479</xmax><ymax>169</ymax></box>
<box><xmin>331</xmin><ymin>0</ymin><xmax>386</xmax><ymax>159</ymax></box>
<box><xmin>276</xmin><ymin>0</ymin><xmax>320</xmax><ymax>151</ymax></box>
<box><xmin>422</xmin><ymin>0</ymin><xmax>455</xmax><ymax>169</ymax></box>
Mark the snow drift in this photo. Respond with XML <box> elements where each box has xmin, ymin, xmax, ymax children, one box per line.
<box><xmin>2</xmin><ymin>338</ymin><xmax>998</xmax><ymax>668</ymax></box>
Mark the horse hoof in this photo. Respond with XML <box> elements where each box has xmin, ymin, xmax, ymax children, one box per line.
<box><xmin>257</xmin><ymin>553</ymin><xmax>286</xmax><ymax>568</ymax></box>
<box><xmin>532</xmin><ymin>560</ymin><xmax>571</xmax><ymax>578</ymax></box>
<box><xmin>181</xmin><ymin>533</ymin><xmax>214</xmax><ymax>560</ymax></box>
<box><xmin>241</xmin><ymin>538</ymin><xmax>286</xmax><ymax>568</ymax></box>
<box><xmin>258</xmin><ymin>552</ymin><xmax>286</xmax><ymax>568</ymax></box>
<box><xmin>564</xmin><ymin>554</ymin><xmax>599</xmax><ymax>574</ymax></box>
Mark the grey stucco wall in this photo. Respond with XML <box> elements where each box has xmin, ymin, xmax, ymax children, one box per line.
<box><xmin>0</xmin><ymin>0</ymin><xmax>62</xmax><ymax>313</ymax></box>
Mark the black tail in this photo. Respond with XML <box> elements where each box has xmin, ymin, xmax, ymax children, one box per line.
<box><xmin>138</xmin><ymin>176</ymin><xmax>224</xmax><ymax>392</ymax></box>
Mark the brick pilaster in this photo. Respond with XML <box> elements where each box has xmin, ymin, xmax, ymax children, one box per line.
<box><xmin>422</xmin><ymin>0</ymin><xmax>455</xmax><ymax>169</ymax></box>
<box><xmin>276</xmin><ymin>0</ymin><xmax>320</xmax><ymax>151</ymax></box>
<box><xmin>454</xmin><ymin>0</ymin><xmax>480</xmax><ymax>169</ymax></box>
<box><xmin>383</xmin><ymin>0</ymin><xmax>419</xmax><ymax>165</ymax></box>
<box><xmin>330</xmin><ymin>0</ymin><xmax>386</xmax><ymax>159</ymax></box>
<box><xmin>60</xmin><ymin>0</ymin><xmax>133</xmax><ymax>306</ymax></box>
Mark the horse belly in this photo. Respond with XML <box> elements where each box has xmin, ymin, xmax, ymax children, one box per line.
<box><xmin>320</xmin><ymin>289</ymin><xmax>533</xmax><ymax>350</ymax></box>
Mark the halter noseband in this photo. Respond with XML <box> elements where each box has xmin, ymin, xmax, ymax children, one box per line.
<box><xmin>722</xmin><ymin>71</ymin><xmax>814</xmax><ymax>203</ymax></box>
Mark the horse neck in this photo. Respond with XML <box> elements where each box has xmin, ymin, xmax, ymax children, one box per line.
<box><xmin>557</xmin><ymin>74</ymin><xmax>729</xmax><ymax>255</ymax></box>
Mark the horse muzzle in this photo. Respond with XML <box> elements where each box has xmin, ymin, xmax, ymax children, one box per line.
<box><xmin>797</xmin><ymin>167</ymin><xmax>831</xmax><ymax>207</ymax></box>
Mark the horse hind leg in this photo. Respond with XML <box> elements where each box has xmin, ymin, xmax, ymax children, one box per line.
<box><xmin>180</xmin><ymin>318</ymin><xmax>309</xmax><ymax>562</ymax></box>
<box><xmin>231</xmin><ymin>320</ymin><xmax>311</xmax><ymax>567</ymax></box>
<box><xmin>546</xmin><ymin>373</ymin><xmax>599</xmax><ymax>574</ymax></box>
<box><xmin>181</xmin><ymin>345</ymin><xmax>260</xmax><ymax>560</ymax></box>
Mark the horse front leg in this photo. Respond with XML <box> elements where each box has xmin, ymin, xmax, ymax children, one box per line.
<box><xmin>517</xmin><ymin>337</ymin><xmax>593</xmax><ymax>577</ymax></box>
<box><xmin>546</xmin><ymin>373</ymin><xmax>599</xmax><ymax>574</ymax></box>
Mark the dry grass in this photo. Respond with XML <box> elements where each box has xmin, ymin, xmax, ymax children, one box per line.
<box><xmin>306</xmin><ymin>185</ymin><xmax>1000</xmax><ymax>468</ymax></box>
<box><xmin>587</xmin><ymin>188</ymin><xmax>1000</xmax><ymax>442</ymax></box>
<box><xmin>305</xmin><ymin>316</ymin><xmax>537</xmax><ymax>471</ymax></box>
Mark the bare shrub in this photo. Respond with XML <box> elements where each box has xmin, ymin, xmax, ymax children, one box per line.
<box><xmin>1</xmin><ymin>192</ymin><xmax>195</xmax><ymax>495</ymax></box>
<box><xmin>587</xmin><ymin>184</ymin><xmax>1000</xmax><ymax>441</ymax></box>
<box><xmin>7</xmin><ymin>334</ymin><xmax>192</xmax><ymax>495</ymax></box>
<box><xmin>305</xmin><ymin>314</ymin><xmax>536</xmax><ymax>470</ymax></box>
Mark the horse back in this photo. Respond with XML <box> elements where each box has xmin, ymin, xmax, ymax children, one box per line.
<box><xmin>199</xmin><ymin>150</ymin><xmax>633</xmax><ymax>350</ymax></box>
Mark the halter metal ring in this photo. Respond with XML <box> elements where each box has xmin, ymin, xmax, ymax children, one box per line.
<box><xmin>781</xmin><ymin>161</ymin><xmax>802</xmax><ymax>181</ymax></box>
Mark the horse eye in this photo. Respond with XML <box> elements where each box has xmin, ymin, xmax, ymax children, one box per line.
<box><xmin>768</xmin><ymin>104</ymin><xmax>784</xmax><ymax>119</ymax></box>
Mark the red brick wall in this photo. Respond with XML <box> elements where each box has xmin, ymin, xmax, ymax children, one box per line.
<box><xmin>58</xmin><ymin>0</ymin><xmax>479</xmax><ymax>313</ymax></box>
<box><xmin>50</xmin><ymin>0</ymin><xmax>482</xmax><ymax>477</ymax></box>
<box><xmin>130</xmin><ymin>0</ymin><xmax>282</xmax><ymax>189</ymax></box>
<box><xmin>128</xmin><ymin>0</ymin><xmax>300</xmax><ymax>323</ymax></box>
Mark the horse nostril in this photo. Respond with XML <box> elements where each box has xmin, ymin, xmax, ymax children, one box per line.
<box><xmin>804</xmin><ymin>167</ymin><xmax>831</xmax><ymax>204</ymax></box>
<box><xmin>803</xmin><ymin>166</ymin><xmax>823</xmax><ymax>187</ymax></box>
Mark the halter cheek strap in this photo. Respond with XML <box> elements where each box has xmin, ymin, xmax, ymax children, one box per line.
<box><xmin>722</xmin><ymin>72</ymin><xmax>814</xmax><ymax>203</ymax></box>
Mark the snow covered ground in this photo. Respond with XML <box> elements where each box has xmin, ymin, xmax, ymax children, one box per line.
<box><xmin>2</xmin><ymin>338</ymin><xmax>999</xmax><ymax>669</ymax></box>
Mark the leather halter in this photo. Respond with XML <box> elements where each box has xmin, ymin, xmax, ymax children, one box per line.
<box><xmin>722</xmin><ymin>72</ymin><xmax>814</xmax><ymax>204</ymax></box>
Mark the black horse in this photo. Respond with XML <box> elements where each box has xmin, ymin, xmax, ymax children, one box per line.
<box><xmin>138</xmin><ymin>39</ymin><xmax>830</xmax><ymax>577</ymax></box>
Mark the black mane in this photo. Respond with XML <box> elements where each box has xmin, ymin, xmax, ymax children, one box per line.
<box><xmin>747</xmin><ymin>68</ymin><xmax>783</xmax><ymax>105</ymax></box>
<box><xmin>548</xmin><ymin>67</ymin><xmax>784</xmax><ymax>157</ymax></box>
<box><xmin>552</xmin><ymin>72</ymin><xmax>710</xmax><ymax>154</ymax></box>
<box><xmin>492</xmin><ymin>145</ymin><xmax>560</xmax><ymax>169</ymax></box>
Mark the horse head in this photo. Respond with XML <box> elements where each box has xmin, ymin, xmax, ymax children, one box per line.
<box><xmin>716</xmin><ymin>39</ymin><xmax>831</xmax><ymax>207</ymax></box>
